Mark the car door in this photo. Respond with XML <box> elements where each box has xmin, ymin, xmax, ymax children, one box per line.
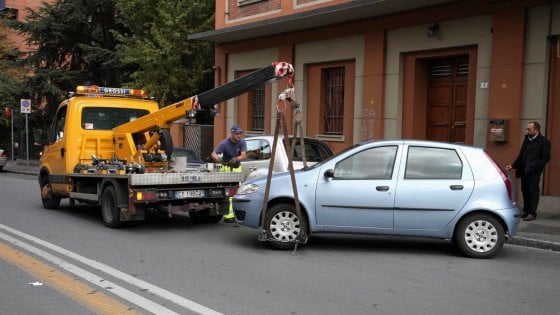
<box><xmin>393</xmin><ymin>145</ymin><xmax>474</xmax><ymax>230</ymax></box>
<box><xmin>315</xmin><ymin>145</ymin><xmax>400</xmax><ymax>231</ymax></box>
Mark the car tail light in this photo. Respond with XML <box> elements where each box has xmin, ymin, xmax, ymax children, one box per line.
<box><xmin>0</xmin><ymin>152</ymin><xmax>7</xmax><ymax>158</ymax></box>
<box><xmin>484</xmin><ymin>151</ymin><xmax>513</xmax><ymax>201</ymax></box>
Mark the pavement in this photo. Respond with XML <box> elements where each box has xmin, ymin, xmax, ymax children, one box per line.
<box><xmin>3</xmin><ymin>159</ymin><xmax>560</xmax><ymax>253</ymax></box>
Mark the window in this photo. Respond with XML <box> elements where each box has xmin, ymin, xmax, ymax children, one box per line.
<box><xmin>0</xmin><ymin>7</ymin><xmax>18</xmax><ymax>20</ymax></box>
<box><xmin>404</xmin><ymin>146</ymin><xmax>463</xmax><ymax>179</ymax></box>
<box><xmin>250</xmin><ymin>85</ymin><xmax>265</xmax><ymax>131</ymax></box>
<box><xmin>81</xmin><ymin>107</ymin><xmax>150</xmax><ymax>130</ymax></box>
<box><xmin>334</xmin><ymin>146</ymin><xmax>397</xmax><ymax>179</ymax></box>
<box><xmin>322</xmin><ymin>67</ymin><xmax>345</xmax><ymax>135</ymax></box>
<box><xmin>49</xmin><ymin>105</ymin><xmax>67</xmax><ymax>142</ymax></box>
<box><xmin>245</xmin><ymin>139</ymin><xmax>271</xmax><ymax>161</ymax></box>
<box><xmin>290</xmin><ymin>138</ymin><xmax>333</xmax><ymax>162</ymax></box>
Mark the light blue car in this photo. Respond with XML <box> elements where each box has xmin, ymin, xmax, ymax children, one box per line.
<box><xmin>233</xmin><ymin>140</ymin><xmax>520</xmax><ymax>259</ymax></box>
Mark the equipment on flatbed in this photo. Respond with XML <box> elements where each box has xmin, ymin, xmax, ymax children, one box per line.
<box><xmin>38</xmin><ymin>62</ymin><xmax>294</xmax><ymax>227</ymax></box>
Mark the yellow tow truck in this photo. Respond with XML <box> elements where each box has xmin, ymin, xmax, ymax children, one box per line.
<box><xmin>38</xmin><ymin>62</ymin><xmax>294</xmax><ymax>227</ymax></box>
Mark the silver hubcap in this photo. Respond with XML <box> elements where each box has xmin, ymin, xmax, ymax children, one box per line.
<box><xmin>464</xmin><ymin>219</ymin><xmax>498</xmax><ymax>253</ymax></box>
<box><xmin>269</xmin><ymin>211</ymin><xmax>301</xmax><ymax>242</ymax></box>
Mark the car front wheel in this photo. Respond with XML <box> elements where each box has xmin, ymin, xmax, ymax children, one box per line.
<box><xmin>264</xmin><ymin>204</ymin><xmax>307</xmax><ymax>250</ymax></box>
<box><xmin>455</xmin><ymin>213</ymin><xmax>505</xmax><ymax>259</ymax></box>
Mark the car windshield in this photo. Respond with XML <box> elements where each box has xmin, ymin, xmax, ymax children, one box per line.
<box><xmin>286</xmin><ymin>138</ymin><xmax>333</xmax><ymax>162</ymax></box>
<box><xmin>304</xmin><ymin>142</ymin><xmax>362</xmax><ymax>170</ymax></box>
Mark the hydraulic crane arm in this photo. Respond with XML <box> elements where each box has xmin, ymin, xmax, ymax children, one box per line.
<box><xmin>113</xmin><ymin>62</ymin><xmax>294</xmax><ymax>135</ymax></box>
<box><xmin>111</xmin><ymin>62</ymin><xmax>294</xmax><ymax>163</ymax></box>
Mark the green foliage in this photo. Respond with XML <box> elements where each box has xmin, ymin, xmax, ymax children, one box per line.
<box><xmin>8</xmin><ymin>0</ymin><xmax>134</xmax><ymax>121</ymax></box>
<box><xmin>115</xmin><ymin>0</ymin><xmax>215</xmax><ymax>106</ymax></box>
<box><xmin>3</xmin><ymin>0</ymin><xmax>216</xmax><ymax>133</ymax></box>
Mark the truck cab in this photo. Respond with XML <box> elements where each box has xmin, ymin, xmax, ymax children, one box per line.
<box><xmin>41</xmin><ymin>87</ymin><xmax>159</xmax><ymax>196</ymax></box>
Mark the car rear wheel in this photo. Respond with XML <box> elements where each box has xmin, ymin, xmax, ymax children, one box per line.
<box><xmin>264</xmin><ymin>204</ymin><xmax>307</xmax><ymax>250</ymax></box>
<box><xmin>101</xmin><ymin>185</ymin><xmax>122</xmax><ymax>228</ymax></box>
<box><xmin>455</xmin><ymin>213</ymin><xmax>505</xmax><ymax>259</ymax></box>
<box><xmin>40</xmin><ymin>176</ymin><xmax>61</xmax><ymax>209</ymax></box>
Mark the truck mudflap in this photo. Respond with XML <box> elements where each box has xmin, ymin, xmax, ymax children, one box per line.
<box><xmin>128</xmin><ymin>172</ymin><xmax>245</xmax><ymax>186</ymax></box>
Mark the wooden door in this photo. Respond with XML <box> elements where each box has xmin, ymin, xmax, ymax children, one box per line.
<box><xmin>427</xmin><ymin>57</ymin><xmax>468</xmax><ymax>143</ymax></box>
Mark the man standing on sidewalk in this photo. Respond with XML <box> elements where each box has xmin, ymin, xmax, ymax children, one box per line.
<box><xmin>505</xmin><ymin>121</ymin><xmax>551</xmax><ymax>221</ymax></box>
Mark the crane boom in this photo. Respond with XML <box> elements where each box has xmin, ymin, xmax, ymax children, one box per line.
<box><xmin>111</xmin><ymin>61</ymin><xmax>294</xmax><ymax>163</ymax></box>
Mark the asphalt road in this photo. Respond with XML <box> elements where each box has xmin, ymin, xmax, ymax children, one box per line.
<box><xmin>1</xmin><ymin>172</ymin><xmax>560</xmax><ymax>315</ymax></box>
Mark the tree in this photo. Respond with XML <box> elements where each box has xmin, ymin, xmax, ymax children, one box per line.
<box><xmin>8</xmin><ymin>0</ymin><xmax>134</xmax><ymax>121</ymax></box>
<box><xmin>0</xmin><ymin>17</ymin><xmax>24</xmax><ymax>151</ymax></box>
<box><xmin>114</xmin><ymin>0</ymin><xmax>215</xmax><ymax>108</ymax></box>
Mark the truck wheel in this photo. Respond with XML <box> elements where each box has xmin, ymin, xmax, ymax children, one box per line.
<box><xmin>189</xmin><ymin>209</ymin><xmax>222</xmax><ymax>224</ymax></box>
<box><xmin>454</xmin><ymin>213</ymin><xmax>505</xmax><ymax>259</ymax></box>
<box><xmin>101</xmin><ymin>186</ymin><xmax>122</xmax><ymax>228</ymax></box>
<box><xmin>264</xmin><ymin>204</ymin><xmax>307</xmax><ymax>250</ymax></box>
<box><xmin>40</xmin><ymin>176</ymin><xmax>61</xmax><ymax>209</ymax></box>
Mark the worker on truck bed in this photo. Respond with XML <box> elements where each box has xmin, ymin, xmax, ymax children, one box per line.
<box><xmin>211</xmin><ymin>124</ymin><xmax>247</xmax><ymax>223</ymax></box>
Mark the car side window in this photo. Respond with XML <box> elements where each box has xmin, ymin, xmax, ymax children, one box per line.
<box><xmin>404</xmin><ymin>146</ymin><xmax>463</xmax><ymax>179</ymax></box>
<box><xmin>291</xmin><ymin>139</ymin><xmax>332</xmax><ymax>162</ymax></box>
<box><xmin>334</xmin><ymin>146</ymin><xmax>397</xmax><ymax>179</ymax></box>
<box><xmin>245</xmin><ymin>139</ymin><xmax>271</xmax><ymax>161</ymax></box>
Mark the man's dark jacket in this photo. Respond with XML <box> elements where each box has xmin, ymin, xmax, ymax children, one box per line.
<box><xmin>511</xmin><ymin>133</ymin><xmax>551</xmax><ymax>178</ymax></box>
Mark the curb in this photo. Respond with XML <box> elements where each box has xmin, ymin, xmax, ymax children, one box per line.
<box><xmin>508</xmin><ymin>237</ymin><xmax>560</xmax><ymax>252</ymax></box>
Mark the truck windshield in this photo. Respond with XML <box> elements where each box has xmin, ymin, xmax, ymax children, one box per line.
<box><xmin>82</xmin><ymin>107</ymin><xmax>150</xmax><ymax>130</ymax></box>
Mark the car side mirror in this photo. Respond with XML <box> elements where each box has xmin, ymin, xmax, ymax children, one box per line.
<box><xmin>324</xmin><ymin>169</ymin><xmax>334</xmax><ymax>178</ymax></box>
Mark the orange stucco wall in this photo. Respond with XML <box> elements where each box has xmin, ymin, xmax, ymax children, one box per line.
<box><xmin>485</xmin><ymin>9</ymin><xmax>526</xmax><ymax>168</ymax></box>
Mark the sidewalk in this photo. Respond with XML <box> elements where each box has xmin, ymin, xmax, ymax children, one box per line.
<box><xmin>3</xmin><ymin>160</ymin><xmax>560</xmax><ymax>252</ymax></box>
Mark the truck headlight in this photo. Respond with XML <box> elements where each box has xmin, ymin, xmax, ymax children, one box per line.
<box><xmin>236</xmin><ymin>183</ymin><xmax>259</xmax><ymax>195</ymax></box>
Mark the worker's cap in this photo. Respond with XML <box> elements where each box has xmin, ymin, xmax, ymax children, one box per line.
<box><xmin>230</xmin><ymin>125</ymin><xmax>243</xmax><ymax>134</ymax></box>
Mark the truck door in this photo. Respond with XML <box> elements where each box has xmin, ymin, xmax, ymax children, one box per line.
<box><xmin>42</xmin><ymin>105</ymin><xmax>69</xmax><ymax>192</ymax></box>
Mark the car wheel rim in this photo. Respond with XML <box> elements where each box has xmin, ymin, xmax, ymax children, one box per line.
<box><xmin>269</xmin><ymin>211</ymin><xmax>301</xmax><ymax>242</ymax></box>
<box><xmin>464</xmin><ymin>219</ymin><xmax>498</xmax><ymax>253</ymax></box>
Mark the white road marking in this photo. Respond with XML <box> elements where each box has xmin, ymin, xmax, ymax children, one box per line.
<box><xmin>0</xmin><ymin>224</ymin><xmax>223</xmax><ymax>315</ymax></box>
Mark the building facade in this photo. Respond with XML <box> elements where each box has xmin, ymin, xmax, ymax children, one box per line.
<box><xmin>1</xmin><ymin>0</ymin><xmax>56</xmax><ymax>51</ymax></box>
<box><xmin>191</xmin><ymin>0</ymin><xmax>560</xmax><ymax>201</ymax></box>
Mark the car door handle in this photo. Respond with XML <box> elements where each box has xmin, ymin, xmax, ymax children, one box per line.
<box><xmin>450</xmin><ymin>185</ymin><xmax>463</xmax><ymax>190</ymax></box>
<box><xmin>376</xmin><ymin>186</ymin><xmax>390</xmax><ymax>192</ymax></box>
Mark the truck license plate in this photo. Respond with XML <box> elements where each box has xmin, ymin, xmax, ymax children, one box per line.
<box><xmin>175</xmin><ymin>190</ymin><xmax>205</xmax><ymax>198</ymax></box>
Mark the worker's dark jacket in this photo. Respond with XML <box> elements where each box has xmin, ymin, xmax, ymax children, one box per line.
<box><xmin>511</xmin><ymin>134</ymin><xmax>551</xmax><ymax>178</ymax></box>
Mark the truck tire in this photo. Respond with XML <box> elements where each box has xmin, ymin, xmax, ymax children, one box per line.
<box><xmin>264</xmin><ymin>203</ymin><xmax>308</xmax><ymax>250</ymax></box>
<box><xmin>101</xmin><ymin>185</ymin><xmax>122</xmax><ymax>228</ymax></box>
<box><xmin>40</xmin><ymin>176</ymin><xmax>61</xmax><ymax>209</ymax></box>
<box><xmin>189</xmin><ymin>209</ymin><xmax>222</xmax><ymax>224</ymax></box>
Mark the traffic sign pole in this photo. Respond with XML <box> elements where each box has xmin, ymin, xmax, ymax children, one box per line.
<box><xmin>21</xmin><ymin>99</ymin><xmax>31</xmax><ymax>168</ymax></box>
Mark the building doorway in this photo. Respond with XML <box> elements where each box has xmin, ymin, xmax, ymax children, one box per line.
<box><xmin>426</xmin><ymin>56</ymin><xmax>469</xmax><ymax>143</ymax></box>
<box><xmin>402</xmin><ymin>47</ymin><xmax>476</xmax><ymax>144</ymax></box>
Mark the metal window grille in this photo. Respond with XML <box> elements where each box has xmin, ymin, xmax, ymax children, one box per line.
<box><xmin>323</xmin><ymin>67</ymin><xmax>345</xmax><ymax>135</ymax></box>
<box><xmin>251</xmin><ymin>86</ymin><xmax>265</xmax><ymax>131</ymax></box>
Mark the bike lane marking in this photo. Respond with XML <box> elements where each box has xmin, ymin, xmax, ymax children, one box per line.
<box><xmin>0</xmin><ymin>242</ymin><xmax>138</xmax><ymax>315</ymax></box>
